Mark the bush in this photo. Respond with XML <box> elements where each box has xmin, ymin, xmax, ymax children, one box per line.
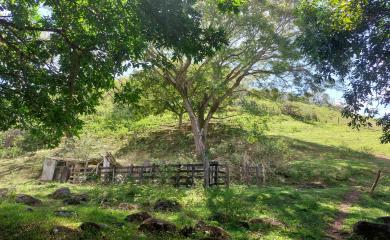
<box><xmin>245</xmin><ymin>137</ymin><xmax>290</xmax><ymax>179</ymax></box>
<box><xmin>211</xmin><ymin>123</ymin><xmax>290</xmax><ymax>183</ymax></box>
<box><xmin>281</xmin><ymin>103</ymin><xmax>304</xmax><ymax>120</ymax></box>
<box><xmin>240</xmin><ymin>99</ymin><xmax>280</xmax><ymax>116</ymax></box>
<box><xmin>281</xmin><ymin>103</ymin><xmax>319</xmax><ymax>122</ymax></box>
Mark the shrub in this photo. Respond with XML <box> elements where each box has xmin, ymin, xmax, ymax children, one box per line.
<box><xmin>282</xmin><ymin>103</ymin><xmax>319</xmax><ymax>122</ymax></box>
<box><xmin>281</xmin><ymin>103</ymin><xmax>304</xmax><ymax>120</ymax></box>
<box><xmin>213</xmin><ymin>123</ymin><xmax>290</xmax><ymax>183</ymax></box>
<box><xmin>245</xmin><ymin>137</ymin><xmax>290</xmax><ymax>179</ymax></box>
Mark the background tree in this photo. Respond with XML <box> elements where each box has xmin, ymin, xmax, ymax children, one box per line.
<box><xmin>0</xmin><ymin>0</ymin><xmax>225</xmax><ymax>146</ymax></box>
<box><xmin>123</xmin><ymin>0</ymin><xmax>315</xmax><ymax>186</ymax></box>
<box><xmin>297</xmin><ymin>0</ymin><xmax>389</xmax><ymax>143</ymax></box>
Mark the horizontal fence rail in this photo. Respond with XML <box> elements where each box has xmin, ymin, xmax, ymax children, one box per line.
<box><xmin>93</xmin><ymin>161</ymin><xmax>266</xmax><ymax>187</ymax></box>
<box><xmin>98</xmin><ymin>162</ymin><xmax>230</xmax><ymax>187</ymax></box>
<box><xmin>44</xmin><ymin>155</ymin><xmax>267</xmax><ymax>187</ymax></box>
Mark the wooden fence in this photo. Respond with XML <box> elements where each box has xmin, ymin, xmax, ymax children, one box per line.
<box><xmin>41</xmin><ymin>153</ymin><xmax>266</xmax><ymax>186</ymax></box>
<box><xmin>98</xmin><ymin>161</ymin><xmax>230</xmax><ymax>187</ymax></box>
<box><xmin>43</xmin><ymin>155</ymin><xmax>267</xmax><ymax>187</ymax></box>
<box><xmin>96</xmin><ymin>161</ymin><xmax>267</xmax><ymax>187</ymax></box>
<box><xmin>238</xmin><ymin>162</ymin><xmax>266</xmax><ymax>186</ymax></box>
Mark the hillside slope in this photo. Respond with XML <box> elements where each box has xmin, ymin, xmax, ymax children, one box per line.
<box><xmin>0</xmin><ymin>96</ymin><xmax>389</xmax><ymax>240</ymax></box>
<box><xmin>1</xmin><ymin>95</ymin><xmax>388</xmax><ymax>183</ymax></box>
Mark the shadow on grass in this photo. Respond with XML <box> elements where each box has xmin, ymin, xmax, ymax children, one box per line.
<box><xmin>0</xmin><ymin>202</ymin><xmax>53</xmax><ymax>240</ymax></box>
<box><xmin>115</xmin><ymin>123</ymin><xmax>379</xmax><ymax>162</ymax></box>
<box><xmin>276</xmin><ymin>136</ymin><xmax>385</xmax><ymax>186</ymax></box>
<box><xmin>203</xmin><ymin>177</ymin><xmax>388</xmax><ymax>239</ymax></box>
<box><xmin>204</xmin><ymin>185</ymin><xmax>346</xmax><ymax>239</ymax></box>
<box><xmin>0</xmin><ymin>122</ymin><xmax>388</xmax><ymax>239</ymax></box>
<box><xmin>115</xmin><ymin>123</ymin><xmax>384</xmax><ymax>187</ymax></box>
<box><xmin>0</xmin><ymin>180</ymin><xmax>388</xmax><ymax>240</ymax></box>
<box><xmin>0</xmin><ymin>156</ymin><xmax>41</xmax><ymax>181</ymax></box>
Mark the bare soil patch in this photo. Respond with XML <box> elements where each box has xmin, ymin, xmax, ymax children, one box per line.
<box><xmin>326</xmin><ymin>189</ymin><xmax>361</xmax><ymax>240</ymax></box>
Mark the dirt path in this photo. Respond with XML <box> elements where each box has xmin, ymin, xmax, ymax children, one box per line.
<box><xmin>326</xmin><ymin>189</ymin><xmax>361</xmax><ymax>240</ymax></box>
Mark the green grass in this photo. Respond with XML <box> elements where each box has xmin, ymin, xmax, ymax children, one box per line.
<box><xmin>0</xmin><ymin>95</ymin><xmax>389</xmax><ymax>239</ymax></box>
<box><xmin>0</xmin><ymin>178</ymin><xmax>388</xmax><ymax>240</ymax></box>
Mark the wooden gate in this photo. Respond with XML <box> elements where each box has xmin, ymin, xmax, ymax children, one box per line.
<box><xmin>208</xmin><ymin>161</ymin><xmax>229</xmax><ymax>186</ymax></box>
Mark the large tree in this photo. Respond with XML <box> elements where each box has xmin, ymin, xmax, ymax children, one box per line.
<box><xmin>297</xmin><ymin>0</ymin><xmax>389</xmax><ymax>143</ymax></box>
<box><xmin>0</xmin><ymin>0</ymin><xmax>225</xmax><ymax>145</ymax></box>
<box><xmin>129</xmin><ymin>0</ymin><xmax>312</xmax><ymax>186</ymax></box>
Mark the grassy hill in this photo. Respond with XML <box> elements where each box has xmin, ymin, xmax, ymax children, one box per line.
<box><xmin>0</xmin><ymin>94</ymin><xmax>389</xmax><ymax>240</ymax></box>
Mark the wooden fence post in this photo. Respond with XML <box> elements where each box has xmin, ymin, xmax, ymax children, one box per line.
<box><xmin>255</xmin><ymin>164</ymin><xmax>261</xmax><ymax>186</ymax></box>
<box><xmin>261</xmin><ymin>162</ymin><xmax>266</xmax><ymax>184</ymax></box>
<box><xmin>175</xmin><ymin>165</ymin><xmax>180</xmax><ymax>186</ymax></box>
<box><xmin>204</xmin><ymin>154</ymin><xmax>210</xmax><ymax>188</ymax></box>
<box><xmin>245</xmin><ymin>163</ymin><xmax>250</xmax><ymax>185</ymax></box>
<box><xmin>140</xmin><ymin>166</ymin><xmax>144</xmax><ymax>183</ymax></box>
<box><xmin>130</xmin><ymin>164</ymin><xmax>134</xmax><ymax>178</ymax></box>
<box><xmin>225</xmin><ymin>164</ymin><xmax>230</xmax><ymax>188</ymax></box>
<box><xmin>191</xmin><ymin>165</ymin><xmax>195</xmax><ymax>186</ymax></box>
<box><xmin>214</xmin><ymin>162</ymin><xmax>219</xmax><ymax>186</ymax></box>
<box><xmin>152</xmin><ymin>164</ymin><xmax>156</xmax><ymax>181</ymax></box>
<box><xmin>369</xmin><ymin>170</ymin><xmax>382</xmax><ymax>196</ymax></box>
<box><xmin>96</xmin><ymin>163</ymin><xmax>100</xmax><ymax>175</ymax></box>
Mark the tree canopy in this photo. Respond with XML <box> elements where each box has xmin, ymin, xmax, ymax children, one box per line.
<box><xmin>297</xmin><ymin>0</ymin><xmax>389</xmax><ymax>143</ymax></box>
<box><xmin>0</xmin><ymin>0</ymin><xmax>226</xmax><ymax>145</ymax></box>
<box><xmin>114</xmin><ymin>72</ymin><xmax>186</xmax><ymax>129</ymax></box>
<box><xmin>119</xmin><ymin>0</ymin><xmax>317</xmax><ymax>173</ymax></box>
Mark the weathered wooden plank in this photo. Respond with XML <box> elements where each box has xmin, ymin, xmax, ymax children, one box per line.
<box><xmin>40</xmin><ymin>158</ymin><xmax>58</xmax><ymax>181</ymax></box>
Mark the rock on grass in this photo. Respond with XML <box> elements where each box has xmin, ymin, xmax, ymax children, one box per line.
<box><xmin>353</xmin><ymin>221</ymin><xmax>390</xmax><ymax>240</ymax></box>
<box><xmin>49</xmin><ymin>187</ymin><xmax>71</xmax><ymax>199</ymax></box>
<box><xmin>376</xmin><ymin>216</ymin><xmax>390</xmax><ymax>225</ymax></box>
<box><xmin>124</xmin><ymin>212</ymin><xmax>152</xmax><ymax>223</ymax></box>
<box><xmin>139</xmin><ymin>218</ymin><xmax>177</xmax><ymax>234</ymax></box>
<box><xmin>153</xmin><ymin>199</ymin><xmax>181</xmax><ymax>212</ymax></box>
<box><xmin>51</xmin><ymin>226</ymin><xmax>80</xmax><ymax>240</ymax></box>
<box><xmin>15</xmin><ymin>194</ymin><xmax>42</xmax><ymax>206</ymax></box>
<box><xmin>63</xmin><ymin>193</ymin><xmax>89</xmax><ymax>205</ymax></box>
<box><xmin>179</xmin><ymin>226</ymin><xmax>196</xmax><ymax>237</ymax></box>
<box><xmin>80</xmin><ymin>222</ymin><xmax>103</xmax><ymax>234</ymax></box>
<box><xmin>195</xmin><ymin>221</ymin><xmax>230</xmax><ymax>240</ymax></box>
<box><xmin>118</xmin><ymin>202</ymin><xmax>139</xmax><ymax>211</ymax></box>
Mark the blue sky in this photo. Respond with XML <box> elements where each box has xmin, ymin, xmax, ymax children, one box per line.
<box><xmin>325</xmin><ymin>88</ymin><xmax>344</xmax><ymax>104</ymax></box>
<box><xmin>325</xmin><ymin>88</ymin><xmax>388</xmax><ymax>117</ymax></box>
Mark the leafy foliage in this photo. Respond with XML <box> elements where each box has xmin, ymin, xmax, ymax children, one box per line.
<box><xmin>131</xmin><ymin>0</ymin><xmax>315</xmax><ymax>160</ymax></box>
<box><xmin>297</xmin><ymin>0</ymin><xmax>389</xmax><ymax>143</ymax></box>
<box><xmin>114</xmin><ymin>72</ymin><xmax>186</xmax><ymax>127</ymax></box>
<box><xmin>137</xmin><ymin>0</ymin><xmax>227</xmax><ymax>62</ymax></box>
<box><xmin>217</xmin><ymin>0</ymin><xmax>246</xmax><ymax>13</ymax></box>
<box><xmin>0</xmin><ymin>0</ymin><xmax>227</xmax><ymax>146</ymax></box>
<box><xmin>0</xmin><ymin>0</ymin><xmax>146</xmax><ymax>145</ymax></box>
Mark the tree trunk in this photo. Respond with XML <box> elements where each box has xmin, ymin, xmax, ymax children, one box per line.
<box><xmin>178</xmin><ymin>113</ymin><xmax>183</xmax><ymax>131</ymax></box>
<box><xmin>183</xmin><ymin>99</ymin><xmax>210</xmax><ymax>187</ymax></box>
<box><xmin>190</xmin><ymin>116</ymin><xmax>210</xmax><ymax>187</ymax></box>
